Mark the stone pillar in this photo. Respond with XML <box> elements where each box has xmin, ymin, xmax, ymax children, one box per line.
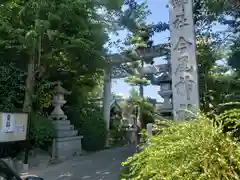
<box><xmin>146</xmin><ymin>123</ymin><xmax>153</xmax><ymax>138</ymax></box>
<box><xmin>168</xmin><ymin>0</ymin><xmax>200</xmax><ymax>120</ymax></box>
<box><xmin>103</xmin><ymin>66</ymin><xmax>112</xmax><ymax>130</ymax></box>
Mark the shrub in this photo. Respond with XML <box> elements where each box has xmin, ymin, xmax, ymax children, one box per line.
<box><xmin>120</xmin><ymin>113</ymin><xmax>240</xmax><ymax>180</ymax></box>
<box><xmin>30</xmin><ymin>113</ymin><xmax>55</xmax><ymax>149</ymax></box>
<box><xmin>67</xmin><ymin>103</ymin><xmax>107</xmax><ymax>151</ymax></box>
<box><xmin>109</xmin><ymin>125</ymin><xmax>125</xmax><ymax>146</ymax></box>
<box><xmin>80</xmin><ymin>107</ymin><xmax>107</xmax><ymax>151</ymax></box>
<box><xmin>216</xmin><ymin>108</ymin><xmax>240</xmax><ymax>140</ymax></box>
<box><xmin>141</xmin><ymin>100</ymin><xmax>155</xmax><ymax>128</ymax></box>
<box><xmin>68</xmin><ymin>108</ymin><xmax>86</xmax><ymax>132</ymax></box>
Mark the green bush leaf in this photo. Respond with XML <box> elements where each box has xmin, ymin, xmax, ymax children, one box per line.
<box><xmin>120</xmin><ymin>110</ymin><xmax>240</xmax><ymax>180</ymax></box>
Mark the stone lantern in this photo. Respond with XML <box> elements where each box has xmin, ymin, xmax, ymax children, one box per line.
<box><xmin>50</xmin><ymin>82</ymin><xmax>82</xmax><ymax>160</ymax></box>
<box><xmin>158</xmin><ymin>72</ymin><xmax>172</xmax><ymax>110</ymax></box>
<box><xmin>51</xmin><ymin>82</ymin><xmax>71</xmax><ymax>120</ymax></box>
<box><xmin>143</xmin><ymin>63</ymin><xmax>173</xmax><ymax>118</ymax></box>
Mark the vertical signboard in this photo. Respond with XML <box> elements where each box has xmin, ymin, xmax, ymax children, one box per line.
<box><xmin>168</xmin><ymin>0</ymin><xmax>200</xmax><ymax>120</ymax></box>
<box><xmin>0</xmin><ymin>113</ymin><xmax>28</xmax><ymax>142</ymax></box>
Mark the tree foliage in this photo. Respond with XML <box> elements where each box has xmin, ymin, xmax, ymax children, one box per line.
<box><xmin>191</xmin><ymin>0</ymin><xmax>240</xmax><ymax>111</ymax></box>
<box><xmin>0</xmin><ymin>0</ymin><xmax>124</xmax><ymax>152</ymax></box>
<box><xmin>127</xmin><ymin>88</ymin><xmax>155</xmax><ymax>128</ymax></box>
<box><xmin>0</xmin><ymin>0</ymin><xmax>123</xmax><ymax>113</ymax></box>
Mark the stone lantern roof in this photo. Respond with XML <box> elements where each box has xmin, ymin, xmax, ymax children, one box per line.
<box><xmin>53</xmin><ymin>82</ymin><xmax>71</xmax><ymax>95</ymax></box>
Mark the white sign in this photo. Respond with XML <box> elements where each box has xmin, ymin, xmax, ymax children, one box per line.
<box><xmin>15</xmin><ymin>124</ymin><xmax>25</xmax><ymax>132</ymax></box>
<box><xmin>2</xmin><ymin>113</ymin><xmax>15</xmax><ymax>133</ymax></box>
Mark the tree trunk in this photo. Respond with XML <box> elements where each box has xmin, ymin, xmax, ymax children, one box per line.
<box><xmin>139</xmin><ymin>59</ymin><xmax>144</xmax><ymax>128</ymax></box>
<box><xmin>23</xmin><ymin>56</ymin><xmax>35</xmax><ymax>113</ymax></box>
<box><xmin>23</xmin><ymin>56</ymin><xmax>35</xmax><ymax>164</ymax></box>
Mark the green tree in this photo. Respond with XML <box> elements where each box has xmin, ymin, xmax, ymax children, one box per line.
<box><xmin>127</xmin><ymin>88</ymin><xmax>155</xmax><ymax>128</ymax></box>
<box><xmin>0</xmin><ymin>0</ymin><xmax>125</xmax><ymax>154</ymax></box>
<box><xmin>118</xmin><ymin>0</ymin><xmax>168</xmax><ymax>126</ymax></box>
<box><xmin>192</xmin><ymin>0</ymin><xmax>240</xmax><ymax>111</ymax></box>
<box><xmin>199</xmin><ymin>0</ymin><xmax>240</xmax><ymax>76</ymax></box>
<box><xmin>0</xmin><ymin>0</ymin><xmax>124</xmax><ymax>113</ymax></box>
<box><xmin>196</xmin><ymin>37</ymin><xmax>222</xmax><ymax>111</ymax></box>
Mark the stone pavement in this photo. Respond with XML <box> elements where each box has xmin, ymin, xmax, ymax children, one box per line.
<box><xmin>21</xmin><ymin>145</ymin><xmax>136</xmax><ymax>180</ymax></box>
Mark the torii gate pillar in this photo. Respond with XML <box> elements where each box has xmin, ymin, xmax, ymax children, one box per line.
<box><xmin>103</xmin><ymin>66</ymin><xmax>112</xmax><ymax>131</ymax></box>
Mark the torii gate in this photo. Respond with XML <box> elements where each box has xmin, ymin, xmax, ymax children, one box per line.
<box><xmin>103</xmin><ymin>0</ymin><xmax>200</xmax><ymax>130</ymax></box>
<box><xmin>103</xmin><ymin>44</ymin><xmax>169</xmax><ymax>130</ymax></box>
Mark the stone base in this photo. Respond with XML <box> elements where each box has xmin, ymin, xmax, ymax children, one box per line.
<box><xmin>53</xmin><ymin>136</ymin><xmax>83</xmax><ymax>161</ymax></box>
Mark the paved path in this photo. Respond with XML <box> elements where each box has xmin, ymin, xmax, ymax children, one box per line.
<box><xmin>22</xmin><ymin>146</ymin><xmax>136</xmax><ymax>180</ymax></box>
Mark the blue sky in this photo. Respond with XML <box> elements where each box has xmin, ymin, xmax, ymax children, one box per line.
<box><xmin>110</xmin><ymin>0</ymin><xmax>170</xmax><ymax>101</ymax></box>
